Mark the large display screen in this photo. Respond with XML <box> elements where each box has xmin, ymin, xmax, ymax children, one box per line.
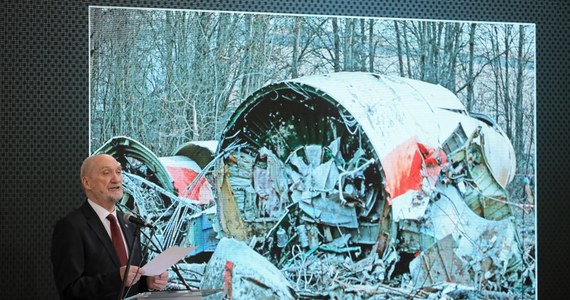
<box><xmin>5</xmin><ymin>1</ymin><xmax>567</xmax><ymax>299</ymax></box>
<box><xmin>89</xmin><ymin>6</ymin><xmax>536</xmax><ymax>299</ymax></box>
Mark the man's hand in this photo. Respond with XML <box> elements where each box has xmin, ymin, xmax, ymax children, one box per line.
<box><xmin>146</xmin><ymin>271</ymin><xmax>169</xmax><ymax>290</ymax></box>
<box><xmin>120</xmin><ymin>266</ymin><xmax>145</xmax><ymax>287</ymax></box>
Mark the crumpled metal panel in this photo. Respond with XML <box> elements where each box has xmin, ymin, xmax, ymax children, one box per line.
<box><xmin>428</xmin><ymin>183</ymin><xmax>520</xmax><ymax>276</ymax></box>
<box><xmin>409</xmin><ymin>234</ymin><xmax>473</xmax><ymax>288</ymax></box>
<box><xmin>159</xmin><ymin>156</ymin><xmax>214</xmax><ymax>205</ymax></box>
<box><xmin>201</xmin><ymin>238</ymin><xmax>297</xmax><ymax>299</ymax></box>
<box><xmin>444</xmin><ymin>125</ymin><xmax>513</xmax><ymax>220</ymax></box>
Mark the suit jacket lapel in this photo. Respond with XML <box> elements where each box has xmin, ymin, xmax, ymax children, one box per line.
<box><xmin>80</xmin><ymin>202</ymin><xmax>122</xmax><ymax>267</ymax></box>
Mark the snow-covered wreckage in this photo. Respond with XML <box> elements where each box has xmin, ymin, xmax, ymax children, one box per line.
<box><xmin>212</xmin><ymin>72</ymin><xmax>527</xmax><ymax>298</ymax></box>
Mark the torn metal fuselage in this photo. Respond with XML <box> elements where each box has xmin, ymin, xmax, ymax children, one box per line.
<box><xmin>214</xmin><ymin>72</ymin><xmax>520</xmax><ymax>294</ymax></box>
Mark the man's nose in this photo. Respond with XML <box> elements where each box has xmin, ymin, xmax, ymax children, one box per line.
<box><xmin>112</xmin><ymin>172</ymin><xmax>122</xmax><ymax>182</ymax></box>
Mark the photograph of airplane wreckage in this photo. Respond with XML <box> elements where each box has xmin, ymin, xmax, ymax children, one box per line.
<box><xmin>94</xmin><ymin>72</ymin><xmax>535</xmax><ymax>299</ymax></box>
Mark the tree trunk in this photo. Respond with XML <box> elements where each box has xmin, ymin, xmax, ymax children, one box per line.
<box><xmin>368</xmin><ymin>19</ymin><xmax>375</xmax><ymax>72</ymax></box>
<box><xmin>332</xmin><ymin>18</ymin><xmax>341</xmax><ymax>72</ymax></box>
<box><xmin>514</xmin><ymin>25</ymin><xmax>526</xmax><ymax>165</ymax></box>
<box><xmin>291</xmin><ymin>17</ymin><xmax>302</xmax><ymax>78</ymax></box>
<box><xmin>466</xmin><ymin>23</ymin><xmax>477</xmax><ymax>112</ymax></box>
<box><xmin>394</xmin><ymin>21</ymin><xmax>405</xmax><ymax>77</ymax></box>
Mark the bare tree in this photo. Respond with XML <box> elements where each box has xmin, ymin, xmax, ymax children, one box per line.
<box><xmin>466</xmin><ymin>23</ymin><xmax>477</xmax><ymax>112</ymax></box>
<box><xmin>394</xmin><ymin>20</ymin><xmax>405</xmax><ymax>77</ymax></box>
<box><xmin>514</xmin><ymin>24</ymin><xmax>526</xmax><ymax>161</ymax></box>
<box><xmin>502</xmin><ymin>24</ymin><xmax>513</xmax><ymax>139</ymax></box>
<box><xmin>291</xmin><ymin>17</ymin><xmax>302</xmax><ymax>78</ymax></box>
<box><xmin>359</xmin><ymin>18</ymin><xmax>367</xmax><ymax>72</ymax></box>
<box><xmin>343</xmin><ymin>18</ymin><xmax>355</xmax><ymax>71</ymax></box>
<box><xmin>368</xmin><ymin>19</ymin><xmax>376</xmax><ymax>72</ymax></box>
<box><xmin>332</xmin><ymin>18</ymin><xmax>341</xmax><ymax>72</ymax></box>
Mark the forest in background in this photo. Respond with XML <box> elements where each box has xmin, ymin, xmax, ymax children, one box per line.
<box><xmin>89</xmin><ymin>8</ymin><xmax>535</xmax><ymax>199</ymax></box>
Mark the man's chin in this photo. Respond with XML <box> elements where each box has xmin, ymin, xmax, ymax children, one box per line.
<box><xmin>109</xmin><ymin>194</ymin><xmax>124</xmax><ymax>203</ymax></box>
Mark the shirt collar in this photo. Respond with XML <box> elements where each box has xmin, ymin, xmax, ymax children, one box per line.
<box><xmin>87</xmin><ymin>198</ymin><xmax>117</xmax><ymax>221</ymax></box>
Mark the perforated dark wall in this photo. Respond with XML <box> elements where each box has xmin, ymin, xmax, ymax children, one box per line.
<box><xmin>1</xmin><ymin>0</ymin><xmax>568</xmax><ymax>299</ymax></box>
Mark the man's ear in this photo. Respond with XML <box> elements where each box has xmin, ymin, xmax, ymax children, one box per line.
<box><xmin>82</xmin><ymin>176</ymin><xmax>91</xmax><ymax>190</ymax></box>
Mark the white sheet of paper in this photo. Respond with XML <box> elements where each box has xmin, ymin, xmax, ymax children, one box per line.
<box><xmin>141</xmin><ymin>246</ymin><xmax>195</xmax><ymax>276</ymax></box>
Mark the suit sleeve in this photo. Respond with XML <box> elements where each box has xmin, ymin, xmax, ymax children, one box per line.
<box><xmin>51</xmin><ymin>216</ymin><xmax>123</xmax><ymax>300</ymax></box>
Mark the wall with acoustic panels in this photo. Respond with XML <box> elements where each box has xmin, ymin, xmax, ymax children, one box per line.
<box><xmin>1</xmin><ymin>1</ymin><xmax>568</xmax><ymax>298</ymax></box>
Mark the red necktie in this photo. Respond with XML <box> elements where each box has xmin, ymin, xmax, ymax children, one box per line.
<box><xmin>107</xmin><ymin>214</ymin><xmax>128</xmax><ymax>266</ymax></box>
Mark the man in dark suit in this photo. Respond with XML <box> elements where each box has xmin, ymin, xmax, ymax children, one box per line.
<box><xmin>51</xmin><ymin>154</ymin><xmax>168</xmax><ymax>300</ymax></box>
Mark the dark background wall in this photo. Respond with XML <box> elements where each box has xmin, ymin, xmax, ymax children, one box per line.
<box><xmin>1</xmin><ymin>0</ymin><xmax>567</xmax><ymax>298</ymax></box>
